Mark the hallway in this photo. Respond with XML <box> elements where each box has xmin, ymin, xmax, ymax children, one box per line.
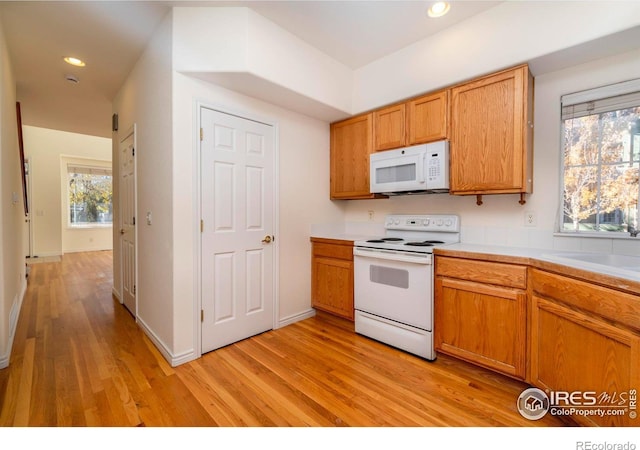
<box><xmin>0</xmin><ymin>251</ymin><xmax>178</xmax><ymax>426</ymax></box>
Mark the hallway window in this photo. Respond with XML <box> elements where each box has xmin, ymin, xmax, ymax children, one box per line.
<box><xmin>68</xmin><ymin>165</ymin><xmax>113</xmax><ymax>226</ymax></box>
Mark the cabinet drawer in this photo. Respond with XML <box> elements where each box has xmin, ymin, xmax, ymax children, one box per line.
<box><xmin>312</xmin><ymin>242</ymin><xmax>353</xmax><ymax>261</ymax></box>
<box><xmin>435</xmin><ymin>256</ymin><xmax>526</xmax><ymax>289</ymax></box>
<box><xmin>531</xmin><ymin>269</ymin><xmax>640</xmax><ymax>333</ymax></box>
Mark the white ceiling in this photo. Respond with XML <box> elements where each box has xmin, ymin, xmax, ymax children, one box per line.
<box><xmin>0</xmin><ymin>0</ymin><xmax>502</xmax><ymax>138</ymax></box>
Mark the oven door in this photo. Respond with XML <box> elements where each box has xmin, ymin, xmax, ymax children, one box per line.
<box><xmin>353</xmin><ymin>247</ymin><xmax>432</xmax><ymax>330</ymax></box>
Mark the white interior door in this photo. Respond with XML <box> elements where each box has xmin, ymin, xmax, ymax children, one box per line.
<box><xmin>119</xmin><ymin>126</ymin><xmax>136</xmax><ymax>316</ymax></box>
<box><xmin>200</xmin><ymin>107</ymin><xmax>275</xmax><ymax>353</ymax></box>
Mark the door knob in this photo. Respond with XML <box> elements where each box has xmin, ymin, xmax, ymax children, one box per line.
<box><xmin>262</xmin><ymin>235</ymin><xmax>273</xmax><ymax>244</ymax></box>
<box><xmin>120</xmin><ymin>229</ymin><xmax>125</xmax><ymax>235</ymax></box>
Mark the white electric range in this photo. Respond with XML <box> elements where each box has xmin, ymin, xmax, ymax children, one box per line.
<box><xmin>353</xmin><ymin>214</ymin><xmax>460</xmax><ymax>360</ymax></box>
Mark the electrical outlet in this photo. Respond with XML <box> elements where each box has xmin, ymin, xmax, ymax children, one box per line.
<box><xmin>524</xmin><ymin>211</ymin><xmax>536</xmax><ymax>227</ymax></box>
<box><xmin>368</xmin><ymin>210</ymin><xmax>375</xmax><ymax>221</ymax></box>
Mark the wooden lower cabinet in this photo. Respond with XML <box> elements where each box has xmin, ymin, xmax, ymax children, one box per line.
<box><xmin>530</xmin><ymin>269</ymin><xmax>640</xmax><ymax>427</ymax></box>
<box><xmin>435</xmin><ymin>256</ymin><xmax>527</xmax><ymax>379</ymax></box>
<box><xmin>434</xmin><ymin>254</ymin><xmax>640</xmax><ymax>426</ymax></box>
<box><xmin>311</xmin><ymin>239</ymin><xmax>354</xmax><ymax>320</ymax></box>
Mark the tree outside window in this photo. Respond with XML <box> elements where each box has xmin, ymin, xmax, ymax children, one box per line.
<box><xmin>68</xmin><ymin>167</ymin><xmax>113</xmax><ymax>226</ymax></box>
<box><xmin>561</xmin><ymin>103</ymin><xmax>639</xmax><ymax>234</ymax></box>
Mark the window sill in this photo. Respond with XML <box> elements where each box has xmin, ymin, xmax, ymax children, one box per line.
<box><xmin>553</xmin><ymin>232</ymin><xmax>639</xmax><ymax>240</ymax></box>
<box><xmin>67</xmin><ymin>224</ymin><xmax>113</xmax><ymax>230</ymax></box>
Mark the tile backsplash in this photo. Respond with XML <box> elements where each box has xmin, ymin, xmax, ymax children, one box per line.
<box><xmin>461</xmin><ymin>226</ymin><xmax>640</xmax><ymax>256</ymax></box>
<box><xmin>312</xmin><ymin>221</ymin><xmax>640</xmax><ymax>257</ymax></box>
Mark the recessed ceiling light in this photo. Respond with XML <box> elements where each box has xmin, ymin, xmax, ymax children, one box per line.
<box><xmin>427</xmin><ymin>1</ymin><xmax>451</xmax><ymax>18</ymax></box>
<box><xmin>64</xmin><ymin>57</ymin><xmax>85</xmax><ymax>67</ymax></box>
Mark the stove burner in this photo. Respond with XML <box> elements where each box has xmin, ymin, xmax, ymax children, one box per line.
<box><xmin>366</xmin><ymin>239</ymin><xmax>385</xmax><ymax>243</ymax></box>
<box><xmin>404</xmin><ymin>240</ymin><xmax>445</xmax><ymax>247</ymax></box>
<box><xmin>382</xmin><ymin>237</ymin><xmax>404</xmax><ymax>242</ymax></box>
<box><xmin>404</xmin><ymin>242</ymin><xmax>435</xmax><ymax>247</ymax></box>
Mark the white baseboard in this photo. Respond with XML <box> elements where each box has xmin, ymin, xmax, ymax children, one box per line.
<box><xmin>112</xmin><ymin>287</ymin><xmax>122</xmax><ymax>302</ymax></box>
<box><xmin>0</xmin><ymin>278</ymin><xmax>28</xmax><ymax>369</ymax></box>
<box><xmin>28</xmin><ymin>251</ymin><xmax>62</xmax><ymax>258</ymax></box>
<box><xmin>136</xmin><ymin>316</ymin><xmax>196</xmax><ymax>367</ymax></box>
<box><xmin>277</xmin><ymin>308</ymin><xmax>316</xmax><ymax>329</ymax></box>
<box><xmin>63</xmin><ymin>246</ymin><xmax>113</xmax><ymax>254</ymax></box>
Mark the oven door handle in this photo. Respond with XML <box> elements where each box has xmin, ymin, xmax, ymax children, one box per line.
<box><xmin>353</xmin><ymin>247</ymin><xmax>431</xmax><ymax>265</ymax></box>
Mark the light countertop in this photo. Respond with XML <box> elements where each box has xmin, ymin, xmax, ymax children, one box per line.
<box><xmin>435</xmin><ymin>243</ymin><xmax>640</xmax><ymax>292</ymax></box>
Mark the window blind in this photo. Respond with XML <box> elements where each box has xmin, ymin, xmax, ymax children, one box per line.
<box><xmin>67</xmin><ymin>165</ymin><xmax>112</xmax><ymax>176</ymax></box>
<box><xmin>561</xmin><ymin>78</ymin><xmax>640</xmax><ymax>120</ymax></box>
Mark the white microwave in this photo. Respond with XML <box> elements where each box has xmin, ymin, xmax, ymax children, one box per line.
<box><xmin>370</xmin><ymin>140</ymin><xmax>449</xmax><ymax>195</ymax></box>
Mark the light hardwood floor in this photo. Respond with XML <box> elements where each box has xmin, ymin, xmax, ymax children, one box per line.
<box><xmin>1</xmin><ymin>251</ymin><xmax>570</xmax><ymax>427</ymax></box>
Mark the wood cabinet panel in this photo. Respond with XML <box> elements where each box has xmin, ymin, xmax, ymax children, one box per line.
<box><xmin>531</xmin><ymin>268</ymin><xmax>640</xmax><ymax>333</ymax></box>
<box><xmin>312</xmin><ymin>242</ymin><xmax>353</xmax><ymax>260</ymax></box>
<box><xmin>373</xmin><ymin>104</ymin><xmax>406</xmax><ymax>151</ymax></box>
<box><xmin>434</xmin><ymin>260</ymin><xmax>527</xmax><ymax>380</ymax></box>
<box><xmin>436</xmin><ymin>256</ymin><xmax>527</xmax><ymax>289</ymax></box>
<box><xmin>530</xmin><ymin>294</ymin><xmax>639</xmax><ymax>427</ymax></box>
<box><xmin>449</xmin><ymin>65</ymin><xmax>533</xmax><ymax>195</ymax></box>
<box><xmin>407</xmin><ymin>90</ymin><xmax>448</xmax><ymax>144</ymax></box>
<box><xmin>311</xmin><ymin>240</ymin><xmax>354</xmax><ymax>321</ymax></box>
<box><xmin>330</xmin><ymin>113</ymin><xmax>376</xmax><ymax>199</ymax></box>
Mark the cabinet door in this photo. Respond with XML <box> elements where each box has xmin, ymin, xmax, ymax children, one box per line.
<box><xmin>435</xmin><ymin>277</ymin><xmax>526</xmax><ymax>379</ymax></box>
<box><xmin>449</xmin><ymin>65</ymin><xmax>532</xmax><ymax>195</ymax></box>
<box><xmin>530</xmin><ymin>295</ymin><xmax>640</xmax><ymax>427</ymax></box>
<box><xmin>407</xmin><ymin>91</ymin><xmax>448</xmax><ymax>145</ymax></box>
<box><xmin>311</xmin><ymin>256</ymin><xmax>354</xmax><ymax>320</ymax></box>
<box><xmin>373</xmin><ymin>104</ymin><xmax>406</xmax><ymax>151</ymax></box>
<box><xmin>330</xmin><ymin>114</ymin><xmax>375</xmax><ymax>199</ymax></box>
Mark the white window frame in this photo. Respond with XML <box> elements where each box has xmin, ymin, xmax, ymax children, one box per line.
<box><xmin>66</xmin><ymin>163</ymin><xmax>113</xmax><ymax>229</ymax></box>
<box><xmin>558</xmin><ymin>79</ymin><xmax>640</xmax><ymax>237</ymax></box>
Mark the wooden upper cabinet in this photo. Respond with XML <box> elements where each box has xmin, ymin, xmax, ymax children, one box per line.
<box><xmin>373</xmin><ymin>104</ymin><xmax>406</xmax><ymax>151</ymax></box>
<box><xmin>407</xmin><ymin>90</ymin><xmax>448</xmax><ymax>145</ymax></box>
<box><xmin>373</xmin><ymin>92</ymin><xmax>448</xmax><ymax>152</ymax></box>
<box><xmin>330</xmin><ymin>113</ymin><xmax>377</xmax><ymax>199</ymax></box>
<box><xmin>449</xmin><ymin>64</ymin><xmax>533</xmax><ymax>195</ymax></box>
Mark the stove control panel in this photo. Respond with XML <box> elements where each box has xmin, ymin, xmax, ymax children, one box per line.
<box><xmin>385</xmin><ymin>214</ymin><xmax>459</xmax><ymax>232</ymax></box>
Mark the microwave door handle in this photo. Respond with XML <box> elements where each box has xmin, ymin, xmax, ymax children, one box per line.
<box><xmin>418</xmin><ymin>153</ymin><xmax>426</xmax><ymax>185</ymax></box>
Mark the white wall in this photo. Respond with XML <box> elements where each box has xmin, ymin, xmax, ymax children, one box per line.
<box><xmin>172</xmin><ymin>7</ymin><xmax>353</xmax><ymax>121</ymax></box>
<box><xmin>352</xmin><ymin>2</ymin><xmax>640</xmax><ymax>113</ymax></box>
<box><xmin>344</xmin><ymin>48</ymin><xmax>640</xmax><ymax>256</ymax></box>
<box><xmin>112</xmin><ymin>11</ymin><xmax>175</xmax><ymax>358</ymax></box>
<box><xmin>23</xmin><ymin>126</ymin><xmax>112</xmax><ymax>256</ymax></box>
<box><xmin>0</xmin><ymin>11</ymin><xmax>24</xmax><ymax>369</ymax></box>
<box><xmin>171</xmin><ymin>72</ymin><xmax>345</xmax><ymax>360</ymax></box>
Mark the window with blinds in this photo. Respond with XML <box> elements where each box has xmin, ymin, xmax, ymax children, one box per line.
<box><xmin>560</xmin><ymin>79</ymin><xmax>640</xmax><ymax>234</ymax></box>
<box><xmin>68</xmin><ymin>164</ymin><xmax>113</xmax><ymax>226</ymax></box>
